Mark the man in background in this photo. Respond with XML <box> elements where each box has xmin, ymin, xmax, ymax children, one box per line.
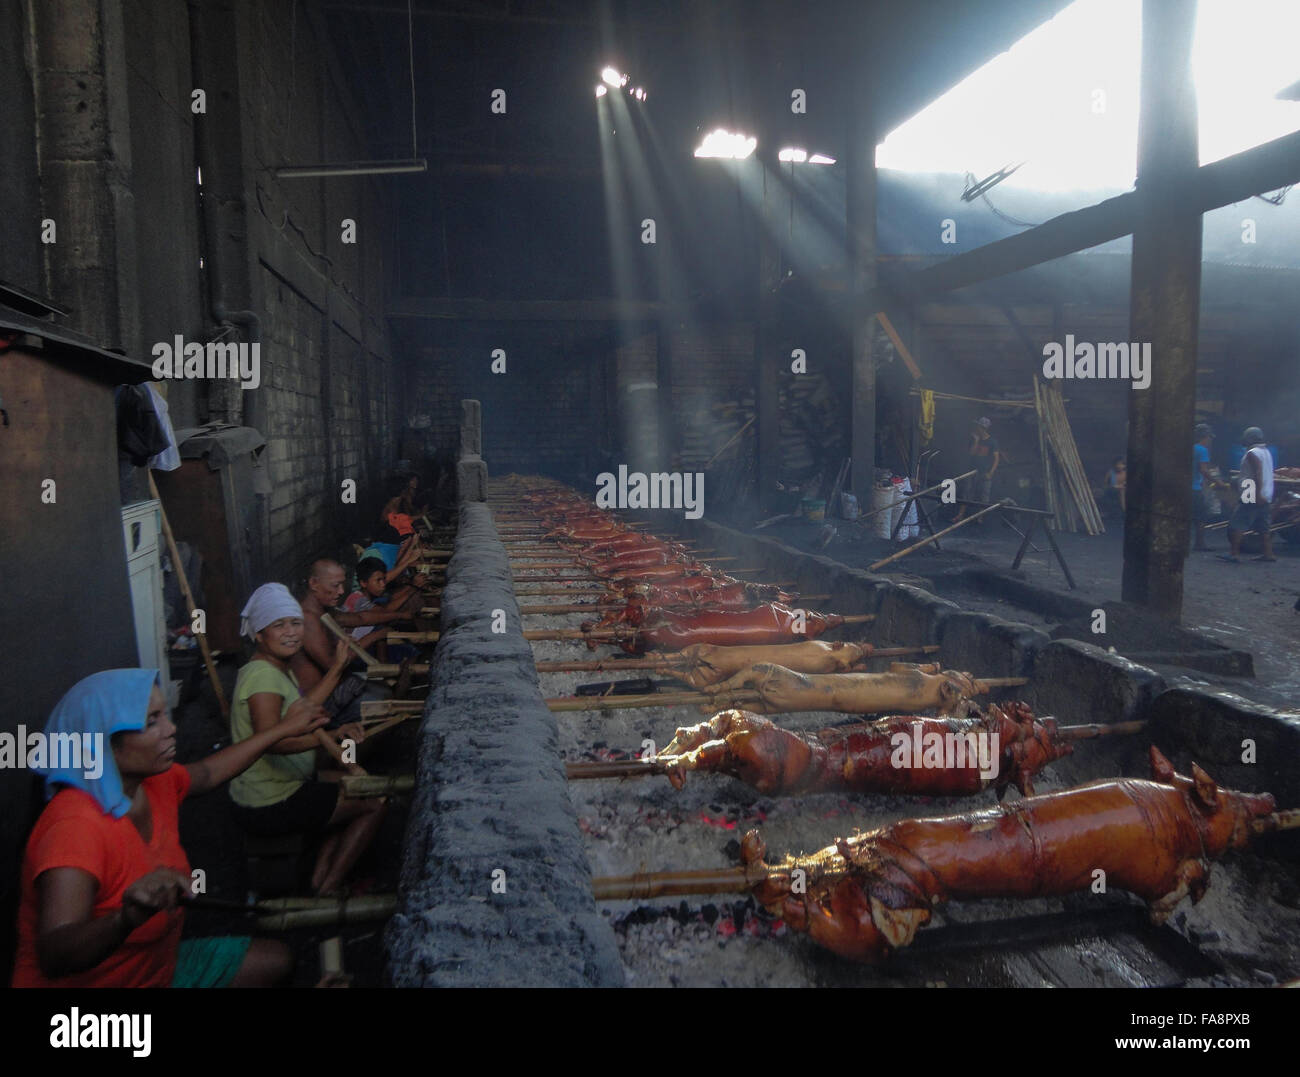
<box><xmin>1224</xmin><ymin>426</ymin><xmax>1275</xmax><ymax>563</ymax></box>
<box><xmin>954</xmin><ymin>417</ymin><xmax>1000</xmax><ymax>524</ymax></box>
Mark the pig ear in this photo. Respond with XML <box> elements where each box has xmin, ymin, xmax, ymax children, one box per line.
<box><xmin>1190</xmin><ymin>763</ymin><xmax>1221</xmax><ymax>813</ymax></box>
<box><xmin>1149</xmin><ymin>745</ymin><xmax>1176</xmax><ymax>784</ymax></box>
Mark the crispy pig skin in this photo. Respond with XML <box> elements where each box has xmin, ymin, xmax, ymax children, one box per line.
<box><xmin>661</xmin><ymin>703</ymin><xmax>1067</xmax><ymax>796</ymax></box>
<box><xmin>703</xmin><ymin>662</ymin><xmax>979</xmax><ymax>717</ymax></box>
<box><xmin>674</xmin><ymin>641</ymin><xmax>873</xmax><ymax>688</ymax></box>
<box><xmin>743</xmin><ymin>746</ymin><xmax>1276</xmax><ymax>963</ymax></box>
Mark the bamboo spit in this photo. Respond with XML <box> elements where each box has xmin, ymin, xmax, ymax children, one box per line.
<box><xmin>321</xmin><ymin>612</ymin><xmax>378</xmax><ymax>668</ymax></box>
<box><xmin>590</xmin><ymin>807</ymin><xmax>1300</xmax><ymax>899</ymax></box>
<box><xmin>869</xmin><ymin>500</ymin><xmax>1010</xmax><ymax>571</ymax></box>
<box><xmin>391</xmin><ymin>620</ymin><xmax>878</xmax><ymax>645</ymax></box>
<box><xmin>545</xmin><ymin>676</ymin><xmax>1028</xmax><ymax>713</ymax></box>
<box><xmin>452</xmin><ymin>594</ymin><xmax>831</xmax><ymax>617</ymax></box>
<box><xmin>507</xmin><ymin>579</ymin><xmax>798</xmax><ymax>598</ymax></box>
<box><xmin>564</xmin><ymin>717</ymin><xmax>1144</xmax><ymax>780</ymax></box>
<box><xmin>364</xmin><ymin>663</ymin><xmax>430</xmax><ymax>677</ymax></box>
<box><xmin>181</xmin><ymin>893</ymin><xmax>397</xmax><ymax>931</ymax></box>
<box><xmin>341</xmin><ymin>774</ymin><xmax>415</xmax><ymax>798</ymax></box>
<box><xmin>855</xmin><ymin>471</ymin><xmax>976</xmax><ymax>527</ymax></box>
<box><xmin>533</xmin><ymin>645</ymin><xmax>940</xmax><ymax>674</ymax></box>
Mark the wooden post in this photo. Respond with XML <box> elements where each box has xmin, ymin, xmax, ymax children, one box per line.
<box><xmin>1122</xmin><ymin>0</ymin><xmax>1202</xmax><ymax>620</ymax></box>
<box><xmin>846</xmin><ymin>78</ymin><xmax>878</xmax><ymax>502</ymax></box>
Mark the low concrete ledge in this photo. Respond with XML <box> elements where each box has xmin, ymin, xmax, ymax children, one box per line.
<box><xmin>385</xmin><ymin>503</ymin><xmax>624</xmax><ymax>987</ymax></box>
<box><xmin>1147</xmin><ymin>685</ymin><xmax>1300</xmax><ymax>809</ymax></box>
<box><xmin>938</xmin><ymin>611</ymin><xmax>1050</xmax><ymax>679</ymax></box>
<box><xmin>1024</xmin><ymin>640</ymin><xmax>1166</xmax><ymax>727</ymax></box>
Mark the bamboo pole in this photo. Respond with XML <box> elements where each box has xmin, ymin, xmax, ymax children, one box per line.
<box><xmin>869</xmin><ymin>500</ymin><xmax>1010</xmax><ymax>570</ymax></box>
<box><xmin>320</xmin><ymin>612</ymin><xmax>377</xmax><ymax>668</ymax></box>
<box><xmin>364</xmin><ymin>663</ymin><xmax>429</xmax><ymax>677</ymax></box>
<box><xmin>591</xmin><ymin>867</ymin><xmax>750</xmax><ymax>901</ymax></box>
<box><xmin>544</xmin><ymin>674</ymin><xmax>1024</xmax><ymax>713</ymax></box>
<box><xmin>533</xmin><ymin>645</ymin><xmax>939</xmax><ymax>674</ymax></box>
<box><xmin>147</xmin><ymin>472</ymin><xmax>229</xmax><ymax>718</ymax></box>
<box><xmin>341</xmin><ymin>774</ymin><xmax>415</xmax><ymax>798</ymax></box>
<box><xmin>857</xmin><ymin>471</ymin><xmax>976</xmax><ymax>526</ymax></box>
<box><xmin>256</xmin><ymin>894</ymin><xmax>397</xmax><ymax>931</ymax></box>
<box><xmin>360</xmin><ymin>700</ymin><xmax>424</xmax><ymax>718</ymax></box>
<box><xmin>503</xmin><ymin>595</ymin><xmax>830</xmax><ymax>616</ymax></box>
<box><xmin>571</xmin><ymin>719</ymin><xmax>1146</xmax><ymax>785</ymax></box>
<box><xmin>387</xmin><ymin>631</ymin><xmax>441</xmax><ymax>643</ymax></box>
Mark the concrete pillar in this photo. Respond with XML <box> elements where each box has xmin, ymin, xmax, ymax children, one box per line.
<box><xmin>30</xmin><ymin>0</ymin><xmax>139</xmax><ymax>350</ymax></box>
<box><xmin>457</xmin><ymin>398</ymin><xmax>487</xmax><ymax>503</ymax></box>
<box><xmin>846</xmin><ymin>86</ymin><xmax>878</xmax><ymax>500</ymax></box>
<box><xmin>1122</xmin><ymin>0</ymin><xmax>1202</xmax><ymax>620</ymax></box>
<box><xmin>459</xmin><ymin>398</ymin><xmax>482</xmax><ymax>458</ymax></box>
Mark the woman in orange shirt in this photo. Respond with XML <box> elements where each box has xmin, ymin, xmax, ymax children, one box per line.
<box><xmin>12</xmin><ymin>668</ymin><xmax>327</xmax><ymax>988</ymax></box>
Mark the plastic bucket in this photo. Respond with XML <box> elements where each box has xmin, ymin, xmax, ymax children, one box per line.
<box><xmin>801</xmin><ymin>498</ymin><xmax>826</xmax><ymax>521</ymax></box>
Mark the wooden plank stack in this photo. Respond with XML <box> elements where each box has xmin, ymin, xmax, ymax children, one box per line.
<box><xmin>1034</xmin><ymin>377</ymin><xmax>1104</xmax><ymax>535</ymax></box>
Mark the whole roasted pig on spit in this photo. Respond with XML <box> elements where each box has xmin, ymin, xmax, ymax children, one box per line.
<box><xmin>698</xmin><ymin>662</ymin><xmax>980</xmax><ymax>716</ymax></box>
<box><xmin>671</xmin><ymin>640</ymin><xmax>875</xmax><ymax>688</ymax></box>
<box><xmin>739</xmin><ymin>747</ymin><xmax>1276</xmax><ymax>963</ymax></box>
<box><xmin>658</xmin><ymin>703</ymin><xmax>1068</xmax><ymax>796</ymax></box>
<box><xmin>588</xmin><ymin>602</ymin><xmax>848</xmax><ymax>653</ymax></box>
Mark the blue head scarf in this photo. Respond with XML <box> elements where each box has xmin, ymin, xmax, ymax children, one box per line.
<box><xmin>37</xmin><ymin>669</ymin><xmax>162</xmax><ymax>818</ymax></box>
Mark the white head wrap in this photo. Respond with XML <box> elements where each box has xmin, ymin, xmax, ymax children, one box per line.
<box><xmin>240</xmin><ymin>583</ymin><xmax>303</xmax><ymax>640</ymax></box>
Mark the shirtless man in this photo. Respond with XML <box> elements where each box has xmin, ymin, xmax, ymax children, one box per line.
<box><xmin>294</xmin><ymin>559</ymin><xmax>413</xmax><ymax>718</ymax></box>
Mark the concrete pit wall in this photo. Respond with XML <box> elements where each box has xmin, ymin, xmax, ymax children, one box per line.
<box><xmin>385</xmin><ymin>502</ymin><xmax>623</xmax><ymax>987</ymax></box>
<box><xmin>678</xmin><ymin>516</ymin><xmax>1300</xmax><ymax>809</ymax></box>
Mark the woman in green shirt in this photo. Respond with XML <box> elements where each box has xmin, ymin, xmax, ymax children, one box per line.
<box><xmin>230</xmin><ymin>583</ymin><xmax>387</xmax><ymax>896</ymax></box>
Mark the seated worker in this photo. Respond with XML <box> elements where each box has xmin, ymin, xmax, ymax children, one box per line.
<box><xmin>380</xmin><ymin>473</ymin><xmax>428</xmax><ymax>533</ymax></box>
<box><xmin>229</xmin><ymin>583</ymin><xmax>386</xmax><ymax>895</ymax></box>
<box><xmin>12</xmin><ymin>668</ymin><xmax>327</xmax><ymax>988</ymax></box>
<box><xmin>360</xmin><ymin>532</ymin><xmax>423</xmax><ymax>580</ymax></box>
<box><xmin>341</xmin><ymin>557</ymin><xmax>427</xmax><ymax>661</ymax></box>
<box><xmin>295</xmin><ymin>559</ymin><xmax>412</xmax><ymax>722</ymax></box>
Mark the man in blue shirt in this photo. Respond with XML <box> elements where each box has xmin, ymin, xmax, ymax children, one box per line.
<box><xmin>1191</xmin><ymin>424</ymin><xmax>1215</xmax><ymax>551</ymax></box>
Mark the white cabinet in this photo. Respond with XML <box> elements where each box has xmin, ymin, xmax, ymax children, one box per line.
<box><xmin>121</xmin><ymin>500</ymin><xmax>169</xmax><ymax>684</ymax></box>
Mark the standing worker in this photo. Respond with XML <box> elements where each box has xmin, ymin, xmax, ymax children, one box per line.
<box><xmin>953</xmin><ymin>417</ymin><xmax>1000</xmax><ymax>524</ymax></box>
<box><xmin>1223</xmin><ymin>426</ymin><xmax>1275</xmax><ymax>563</ymax></box>
<box><xmin>1191</xmin><ymin>424</ymin><xmax>1229</xmax><ymax>551</ymax></box>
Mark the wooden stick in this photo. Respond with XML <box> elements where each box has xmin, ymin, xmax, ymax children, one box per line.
<box><xmin>314</xmin><ymin>729</ymin><xmax>365</xmax><ymax>775</ymax></box>
<box><xmin>1253</xmin><ymin>808</ymin><xmax>1300</xmax><ymax>835</ymax></box>
<box><xmin>869</xmin><ymin>500</ymin><xmax>1010</xmax><ymax>570</ymax></box>
<box><xmin>364</xmin><ymin>663</ymin><xmax>429</xmax><ymax>677</ymax></box>
<box><xmin>360</xmin><ymin>700</ymin><xmax>424</xmax><ymax>718</ymax></box>
<box><xmin>570</xmin><ymin>719</ymin><xmax>1145</xmax><ymax>783</ymax></box>
<box><xmin>341</xmin><ymin>774</ymin><xmax>415</xmax><ymax>799</ymax></box>
<box><xmin>855</xmin><ymin>471</ymin><xmax>976</xmax><ymax>526</ymax></box>
<box><xmin>705</xmin><ymin>417</ymin><xmax>755</xmax><ymax>468</ymax></box>
<box><xmin>255</xmin><ymin>894</ymin><xmax>397</xmax><ymax>931</ymax></box>
<box><xmin>546</xmin><ymin>672</ymin><xmax>1017</xmax><ymax>713</ymax></box>
<box><xmin>387</xmin><ymin>631</ymin><xmax>441</xmax><ymax>643</ymax></box>
<box><xmin>591</xmin><ymin>867</ymin><xmax>749</xmax><ymax>901</ymax></box>
<box><xmin>534</xmin><ymin>645</ymin><xmax>939</xmax><ymax>674</ymax></box>
<box><xmin>506</xmin><ymin>595</ymin><xmax>831</xmax><ymax>617</ymax></box>
<box><xmin>1057</xmin><ymin>720</ymin><xmax>1146</xmax><ymax>741</ymax></box>
<box><xmin>147</xmin><ymin>472</ymin><xmax>228</xmax><ymax>718</ymax></box>
<box><xmin>320</xmin><ymin>613</ymin><xmax>378</xmax><ymax>668</ymax></box>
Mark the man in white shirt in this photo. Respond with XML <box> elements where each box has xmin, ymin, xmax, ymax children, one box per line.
<box><xmin>1225</xmin><ymin>427</ymin><xmax>1276</xmax><ymax>563</ymax></box>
